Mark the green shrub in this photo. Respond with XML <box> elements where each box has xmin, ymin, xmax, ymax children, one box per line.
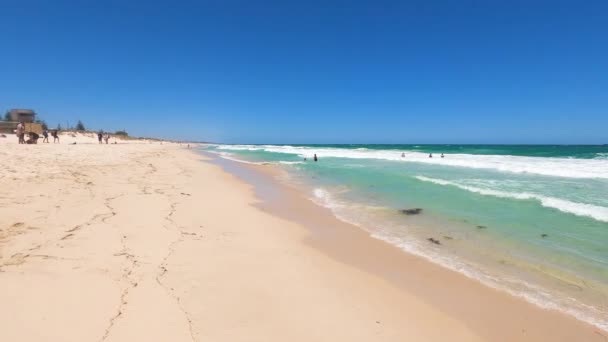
<box><xmin>75</xmin><ymin>120</ymin><xmax>85</xmax><ymax>131</ymax></box>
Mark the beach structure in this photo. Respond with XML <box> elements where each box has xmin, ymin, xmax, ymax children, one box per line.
<box><xmin>7</xmin><ymin>109</ymin><xmax>36</xmax><ymax>123</ymax></box>
<box><xmin>0</xmin><ymin>121</ymin><xmax>17</xmax><ymax>133</ymax></box>
<box><xmin>1</xmin><ymin>109</ymin><xmax>41</xmax><ymax>134</ymax></box>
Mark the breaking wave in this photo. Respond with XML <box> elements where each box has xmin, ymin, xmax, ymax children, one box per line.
<box><xmin>415</xmin><ymin>176</ymin><xmax>608</xmax><ymax>222</ymax></box>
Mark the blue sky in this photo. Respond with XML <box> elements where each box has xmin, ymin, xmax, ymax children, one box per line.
<box><xmin>1</xmin><ymin>1</ymin><xmax>607</xmax><ymax>143</ymax></box>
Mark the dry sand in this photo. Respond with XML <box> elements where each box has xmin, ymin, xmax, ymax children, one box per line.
<box><xmin>0</xmin><ymin>133</ymin><xmax>604</xmax><ymax>341</ymax></box>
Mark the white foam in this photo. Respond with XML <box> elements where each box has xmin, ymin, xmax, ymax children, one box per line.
<box><xmin>278</xmin><ymin>161</ymin><xmax>304</xmax><ymax>165</ymax></box>
<box><xmin>209</xmin><ymin>151</ymin><xmax>264</xmax><ymax>165</ymax></box>
<box><xmin>313</xmin><ymin>188</ymin><xmax>330</xmax><ymax>201</ymax></box>
<box><xmin>415</xmin><ymin>176</ymin><xmax>608</xmax><ymax>222</ymax></box>
<box><xmin>312</xmin><ymin>188</ymin><xmax>344</xmax><ymax>210</ymax></box>
<box><xmin>214</xmin><ymin>144</ymin><xmax>608</xmax><ymax>179</ymax></box>
<box><xmin>209</xmin><ymin>151</ymin><xmax>304</xmax><ymax>166</ymax></box>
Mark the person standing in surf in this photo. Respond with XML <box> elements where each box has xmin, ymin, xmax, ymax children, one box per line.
<box><xmin>314</xmin><ymin>154</ymin><xmax>318</xmax><ymax>162</ymax></box>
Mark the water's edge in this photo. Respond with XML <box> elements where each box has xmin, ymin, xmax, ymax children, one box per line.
<box><xmin>199</xmin><ymin>150</ymin><xmax>607</xmax><ymax>334</ymax></box>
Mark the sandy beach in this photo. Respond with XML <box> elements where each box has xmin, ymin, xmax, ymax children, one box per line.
<box><xmin>0</xmin><ymin>134</ymin><xmax>604</xmax><ymax>341</ymax></box>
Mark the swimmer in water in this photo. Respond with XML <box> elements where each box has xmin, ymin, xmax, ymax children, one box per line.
<box><xmin>441</xmin><ymin>153</ymin><xmax>444</xmax><ymax>158</ymax></box>
<box><xmin>429</xmin><ymin>153</ymin><xmax>433</xmax><ymax>158</ymax></box>
<box><xmin>401</xmin><ymin>153</ymin><xmax>405</xmax><ymax>157</ymax></box>
<box><xmin>314</xmin><ymin>154</ymin><xmax>318</xmax><ymax>162</ymax></box>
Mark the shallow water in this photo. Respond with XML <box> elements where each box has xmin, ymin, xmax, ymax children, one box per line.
<box><xmin>203</xmin><ymin>144</ymin><xmax>608</xmax><ymax>331</ymax></box>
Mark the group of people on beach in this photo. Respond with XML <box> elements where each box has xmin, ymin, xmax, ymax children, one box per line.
<box><xmin>14</xmin><ymin>122</ymin><xmax>117</xmax><ymax>145</ymax></box>
<box><xmin>97</xmin><ymin>131</ymin><xmax>111</xmax><ymax>144</ymax></box>
<box><xmin>15</xmin><ymin>122</ymin><xmax>59</xmax><ymax>144</ymax></box>
<box><xmin>44</xmin><ymin>129</ymin><xmax>60</xmax><ymax>143</ymax></box>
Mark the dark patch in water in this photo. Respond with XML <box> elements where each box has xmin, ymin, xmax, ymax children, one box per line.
<box><xmin>541</xmin><ymin>233</ymin><xmax>548</xmax><ymax>238</ymax></box>
<box><xmin>477</xmin><ymin>225</ymin><xmax>487</xmax><ymax>229</ymax></box>
<box><xmin>427</xmin><ymin>237</ymin><xmax>441</xmax><ymax>245</ymax></box>
<box><xmin>400</xmin><ymin>208</ymin><xmax>423</xmax><ymax>215</ymax></box>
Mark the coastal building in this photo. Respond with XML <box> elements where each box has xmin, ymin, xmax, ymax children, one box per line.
<box><xmin>0</xmin><ymin>109</ymin><xmax>38</xmax><ymax>133</ymax></box>
<box><xmin>7</xmin><ymin>109</ymin><xmax>36</xmax><ymax>123</ymax></box>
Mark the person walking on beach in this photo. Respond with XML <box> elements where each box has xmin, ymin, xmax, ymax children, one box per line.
<box><xmin>16</xmin><ymin>122</ymin><xmax>25</xmax><ymax>144</ymax></box>
<box><xmin>97</xmin><ymin>131</ymin><xmax>103</xmax><ymax>144</ymax></box>
<box><xmin>52</xmin><ymin>130</ymin><xmax>59</xmax><ymax>143</ymax></box>
<box><xmin>42</xmin><ymin>129</ymin><xmax>49</xmax><ymax>143</ymax></box>
<box><xmin>314</xmin><ymin>154</ymin><xmax>318</xmax><ymax>162</ymax></box>
<box><xmin>104</xmin><ymin>133</ymin><xmax>110</xmax><ymax>144</ymax></box>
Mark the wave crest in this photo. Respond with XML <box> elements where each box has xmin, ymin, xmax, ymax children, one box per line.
<box><xmin>415</xmin><ymin>176</ymin><xmax>608</xmax><ymax>222</ymax></box>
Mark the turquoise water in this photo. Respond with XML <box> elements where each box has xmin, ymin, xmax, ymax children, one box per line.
<box><xmin>204</xmin><ymin>144</ymin><xmax>608</xmax><ymax>330</ymax></box>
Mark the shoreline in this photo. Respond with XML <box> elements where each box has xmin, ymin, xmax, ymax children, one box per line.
<box><xmin>205</xmin><ymin>151</ymin><xmax>606</xmax><ymax>341</ymax></box>
<box><xmin>0</xmin><ymin>137</ymin><xmax>603</xmax><ymax>341</ymax></box>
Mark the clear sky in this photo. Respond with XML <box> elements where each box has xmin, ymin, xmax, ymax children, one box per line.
<box><xmin>1</xmin><ymin>1</ymin><xmax>607</xmax><ymax>144</ymax></box>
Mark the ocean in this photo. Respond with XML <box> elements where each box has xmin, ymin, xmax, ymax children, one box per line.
<box><xmin>203</xmin><ymin>144</ymin><xmax>608</xmax><ymax>331</ymax></box>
